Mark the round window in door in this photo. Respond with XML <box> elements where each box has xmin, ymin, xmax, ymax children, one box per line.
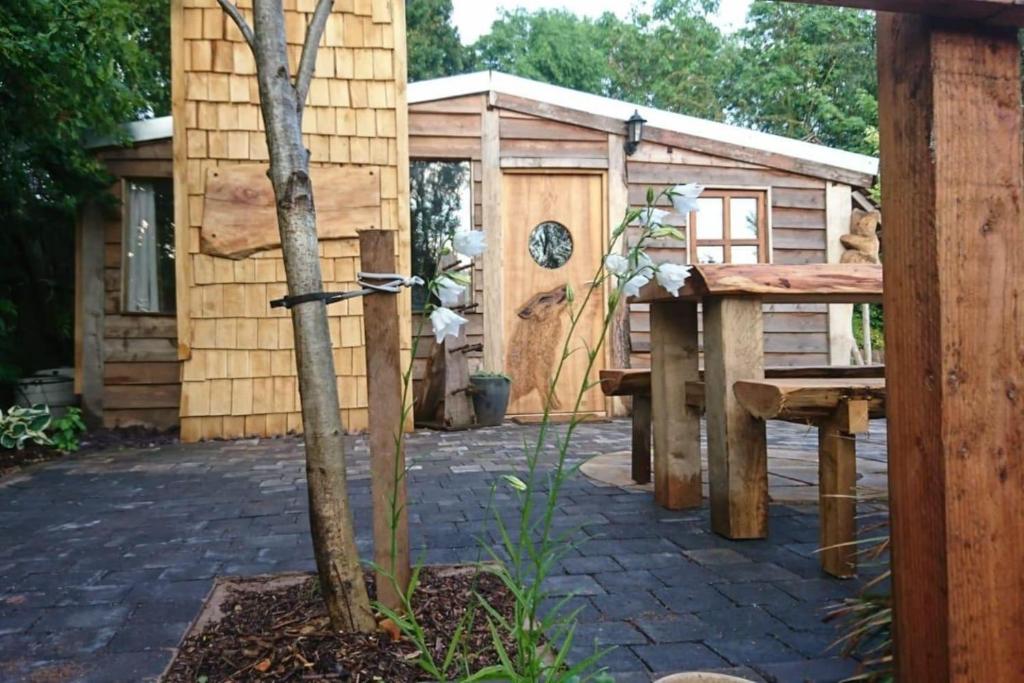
<box><xmin>528</xmin><ymin>221</ymin><xmax>573</xmax><ymax>269</ymax></box>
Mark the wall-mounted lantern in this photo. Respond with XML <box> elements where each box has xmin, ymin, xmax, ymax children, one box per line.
<box><xmin>624</xmin><ymin>110</ymin><xmax>646</xmax><ymax>156</ymax></box>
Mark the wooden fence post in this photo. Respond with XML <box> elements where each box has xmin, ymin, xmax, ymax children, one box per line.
<box><xmin>878</xmin><ymin>13</ymin><xmax>1024</xmax><ymax>680</ymax></box>
<box><xmin>359</xmin><ymin>229</ymin><xmax>410</xmax><ymax>611</ymax></box>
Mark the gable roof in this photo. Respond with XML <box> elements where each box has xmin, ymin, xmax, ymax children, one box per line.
<box><xmin>408</xmin><ymin>71</ymin><xmax>878</xmax><ymax>187</ymax></box>
<box><xmin>85</xmin><ymin>116</ymin><xmax>173</xmax><ymax>149</ymax></box>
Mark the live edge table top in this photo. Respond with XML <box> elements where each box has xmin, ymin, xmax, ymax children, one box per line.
<box><xmin>633</xmin><ymin>263</ymin><xmax>884</xmax><ymax>305</ymax></box>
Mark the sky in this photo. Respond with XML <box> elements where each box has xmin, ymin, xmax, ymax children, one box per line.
<box><xmin>451</xmin><ymin>0</ymin><xmax>754</xmax><ymax>44</ymax></box>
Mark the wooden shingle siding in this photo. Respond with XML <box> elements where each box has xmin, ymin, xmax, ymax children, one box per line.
<box><xmin>173</xmin><ymin>0</ymin><xmax>408</xmax><ymax>441</ymax></box>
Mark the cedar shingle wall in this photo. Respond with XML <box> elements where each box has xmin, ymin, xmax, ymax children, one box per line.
<box><xmin>174</xmin><ymin>0</ymin><xmax>408</xmax><ymax>442</ymax></box>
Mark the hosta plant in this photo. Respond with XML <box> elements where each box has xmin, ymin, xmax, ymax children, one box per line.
<box><xmin>0</xmin><ymin>404</ymin><xmax>53</xmax><ymax>450</ymax></box>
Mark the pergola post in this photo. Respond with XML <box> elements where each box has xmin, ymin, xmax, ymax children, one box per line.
<box><xmin>876</xmin><ymin>12</ymin><xmax>1024</xmax><ymax>681</ymax></box>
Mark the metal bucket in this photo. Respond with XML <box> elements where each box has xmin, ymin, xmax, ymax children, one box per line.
<box><xmin>16</xmin><ymin>367</ymin><xmax>76</xmax><ymax>419</ymax></box>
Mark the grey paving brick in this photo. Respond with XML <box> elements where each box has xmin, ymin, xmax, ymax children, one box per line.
<box><xmin>705</xmin><ymin>636</ymin><xmax>802</xmax><ymax>666</ymax></box>
<box><xmin>633</xmin><ymin>642</ymin><xmax>730</xmax><ymax>672</ymax></box>
<box><xmin>0</xmin><ymin>420</ymin><xmax>872</xmax><ymax>680</ymax></box>
<box><xmin>543</xmin><ymin>574</ymin><xmax>606</xmax><ymax>597</ymax></box>
<box><xmin>635</xmin><ymin>614</ymin><xmax>709</xmax><ymax>643</ymax></box>
<box><xmin>754</xmin><ymin>656</ymin><xmax>861</xmax><ymax>683</ymax></box>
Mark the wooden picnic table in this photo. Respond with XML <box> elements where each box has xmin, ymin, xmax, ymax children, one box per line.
<box><xmin>633</xmin><ymin>263</ymin><xmax>884</xmax><ymax>539</ymax></box>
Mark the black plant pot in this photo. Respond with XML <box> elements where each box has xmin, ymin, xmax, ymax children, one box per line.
<box><xmin>469</xmin><ymin>375</ymin><xmax>511</xmax><ymax>427</ymax></box>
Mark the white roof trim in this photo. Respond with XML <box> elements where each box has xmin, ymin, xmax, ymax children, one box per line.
<box><xmin>409</xmin><ymin>71</ymin><xmax>879</xmax><ymax>180</ymax></box>
<box><xmin>85</xmin><ymin>116</ymin><xmax>173</xmax><ymax>149</ymax></box>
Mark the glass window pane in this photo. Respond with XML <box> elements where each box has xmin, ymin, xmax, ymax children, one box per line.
<box><xmin>123</xmin><ymin>179</ymin><xmax>175</xmax><ymax>313</ymax></box>
<box><xmin>730</xmin><ymin>197</ymin><xmax>759</xmax><ymax>239</ymax></box>
<box><xmin>695</xmin><ymin>197</ymin><xmax>724</xmax><ymax>240</ymax></box>
<box><xmin>528</xmin><ymin>221</ymin><xmax>573</xmax><ymax>269</ymax></box>
<box><xmin>731</xmin><ymin>245</ymin><xmax>760</xmax><ymax>264</ymax></box>
<box><xmin>409</xmin><ymin>160</ymin><xmax>472</xmax><ymax>310</ymax></box>
<box><xmin>697</xmin><ymin>246</ymin><xmax>724</xmax><ymax>264</ymax></box>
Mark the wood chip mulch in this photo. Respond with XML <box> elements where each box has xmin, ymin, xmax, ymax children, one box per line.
<box><xmin>164</xmin><ymin>567</ymin><xmax>517</xmax><ymax>683</ymax></box>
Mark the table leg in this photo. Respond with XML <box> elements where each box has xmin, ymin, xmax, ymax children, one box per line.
<box><xmin>704</xmin><ymin>296</ymin><xmax>767</xmax><ymax>539</ymax></box>
<box><xmin>651</xmin><ymin>300</ymin><xmax>701</xmax><ymax>509</ymax></box>
<box><xmin>630</xmin><ymin>394</ymin><xmax>652</xmax><ymax>484</ymax></box>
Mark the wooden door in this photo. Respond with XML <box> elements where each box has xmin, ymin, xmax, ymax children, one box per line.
<box><xmin>501</xmin><ymin>172</ymin><xmax>606</xmax><ymax>416</ymax></box>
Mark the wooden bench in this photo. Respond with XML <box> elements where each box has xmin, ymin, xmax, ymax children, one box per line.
<box><xmin>599</xmin><ymin>365</ymin><xmax>885</xmax><ymax>487</ymax></box>
<box><xmin>733</xmin><ymin>378</ymin><xmax>886</xmax><ymax>578</ymax></box>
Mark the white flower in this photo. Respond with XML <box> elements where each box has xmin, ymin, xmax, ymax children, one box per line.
<box><xmin>434</xmin><ymin>275</ymin><xmax>466</xmax><ymax>307</ymax></box>
<box><xmin>669</xmin><ymin>183</ymin><xmax>704</xmax><ymax>215</ymax></box>
<box><xmin>621</xmin><ymin>272</ymin><xmax>651</xmax><ymax>298</ymax></box>
<box><xmin>655</xmin><ymin>263</ymin><xmax>693</xmax><ymax>297</ymax></box>
<box><xmin>452</xmin><ymin>230</ymin><xmax>486</xmax><ymax>258</ymax></box>
<box><xmin>640</xmin><ymin>207</ymin><xmax>670</xmax><ymax>227</ymax></box>
<box><xmin>429</xmin><ymin>307</ymin><xmax>468</xmax><ymax>343</ymax></box>
<box><xmin>605</xmin><ymin>254</ymin><xmax>629</xmax><ymax>275</ymax></box>
<box><xmin>634</xmin><ymin>251</ymin><xmax>655</xmax><ymax>277</ymax></box>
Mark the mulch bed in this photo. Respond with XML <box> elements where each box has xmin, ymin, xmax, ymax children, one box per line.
<box><xmin>164</xmin><ymin>567</ymin><xmax>517</xmax><ymax>683</ymax></box>
<box><xmin>0</xmin><ymin>426</ymin><xmax>178</xmax><ymax>478</ymax></box>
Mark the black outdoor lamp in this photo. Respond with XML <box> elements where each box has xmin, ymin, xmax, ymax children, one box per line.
<box><xmin>624</xmin><ymin>110</ymin><xmax>646</xmax><ymax>156</ymax></box>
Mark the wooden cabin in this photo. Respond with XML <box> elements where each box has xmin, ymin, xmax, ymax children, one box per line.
<box><xmin>75</xmin><ymin>0</ymin><xmax>410</xmax><ymax>440</ymax></box>
<box><xmin>406</xmin><ymin>72</ymin><xmax>879</xmax><ymax>418</ymax></box>
<box><xmin>76</xmin><ymin>64</ymin><xmax>878</xmax><ymax>435</ymax></box>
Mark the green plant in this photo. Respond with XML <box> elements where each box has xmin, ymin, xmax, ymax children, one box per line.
<box><xmin>376</xmin><ymin>185</ymin><xmax>698</xmax><ymax>681</ymax></box>
<box><xmin>0</xmin><ymin>404</ymin><xmax>52</xmax><ymax>450</ymax></box>
<box><xmin>49</xmin><ymin>407</ymin><xmax>86</xmax><ymax>453</ymax></box>
<box><xmin>826</xmin><ymin>504</ymin><xmax>892</xmax><ymax>682</ymax></box>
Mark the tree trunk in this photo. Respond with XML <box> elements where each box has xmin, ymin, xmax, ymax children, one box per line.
<box><xmin>227</xmin><ymin>0</ymin><xmax>375</xmax><ymax>633</ymax></box>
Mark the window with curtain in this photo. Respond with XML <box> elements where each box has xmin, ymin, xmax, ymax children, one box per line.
<box><xmin>685</xmin><ymin>190</ymin><xmax>768</xmax><ymax>265</ymax></box>
<box><xmin>409</xmin><ymin>160</ymin><xmax>472</xmax><ymax>311</ymax></box>
<box><xmin>122</xmin><ymin>178</ymin><xmax>176</xmax><ymax>313</ymax></box>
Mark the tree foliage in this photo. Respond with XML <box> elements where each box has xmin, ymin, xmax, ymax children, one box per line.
<box><xmin>0</xmin><ymin>0</ymin><xmax>169</xmax><ymax>390</ymax></box>
<box><xmin>406</xmin><ymin>0</ymin><xmax>467</xmax><ymax>81</ymax></box>
<box><xmin>723</xmin><ymin>2</ymin><xmax>878</xmax><ymax>155</ymax></box>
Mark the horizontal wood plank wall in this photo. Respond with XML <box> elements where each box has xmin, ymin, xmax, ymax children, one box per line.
<box><xmin>94</xmin><ymin>140</ymin><xmax>181</xmax><ymax>429</ymax></box>
<box><xmin>173</xmin><ymin>0</ymin><xmax>408</xmax><ymax>442</ymax></box>
<box><xmin>408</xmin><ymin>96</ymin><xmax>484</xmax><ymax>390</ymax></box>
<box><xmin>626</xmin><ymin>140</ymin><xmax>830</xmax><ymax>367</ymax></box>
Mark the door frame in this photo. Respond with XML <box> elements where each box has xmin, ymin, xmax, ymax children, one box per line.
<box><xmin>490</xmin><ymin>168</ymin><xmax>611</xmax><ymax>417</ymax></box>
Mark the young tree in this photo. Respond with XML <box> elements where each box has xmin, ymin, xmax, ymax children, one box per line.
<box><xmin>407</xmin><ymin>0</ymin><xmax>467</xmax><ymax>81</ymax></box>
<box><xmin>216</xmin><ymin>0</ymin><xmax>374</xmax><ymax>632</ymax></box>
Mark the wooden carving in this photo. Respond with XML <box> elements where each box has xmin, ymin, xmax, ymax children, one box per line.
<box><xmin>201</xmin><ymin>164</ymin><xmax>381</xmax><ymax>259</ymax></box>
<box><xmin>506</xmin><ymin>285</ymin><xmax>568</xmax><ymax>410</ymax></box>
<box><xmin>840</xmin><ymin>209</ymin><xmax>881</xmax><ymax>264</ymax></box>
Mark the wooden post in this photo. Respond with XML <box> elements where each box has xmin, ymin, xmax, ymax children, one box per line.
<box><xmin>358</xmin><ymin>229</ymin><xmax>410</xmax><ymax>611</ymax></box>
<box><xmin>818</xmin><ymin>401</ymin><xmax>864</xmax><ymax>579</ymax></box>
<box><xmin>650</xmin><ymin>300</ymin><xmax>701</xmax><ymax>508</ymax></box>
<box><xmin>704</xmin><ymin>296</ymin><xmax>768</xmax><ymax>539</ymax></box>
<box><xmin>631</xmin><ymin>394</ymin><xmax>652</xmax><ymax>484</ymax></box>
<box><xmin>878</xmin><ymin>13</ymin><xmax>1024</xmax><ymax>680</ymax></box>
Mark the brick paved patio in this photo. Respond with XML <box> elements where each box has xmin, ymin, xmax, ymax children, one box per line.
<box><xmin>0</xmin><ymin>420</ymin><xmax>889</xmax><ymax>682</ymax></box>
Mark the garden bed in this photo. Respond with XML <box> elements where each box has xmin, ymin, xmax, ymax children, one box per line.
<box><xmin>164</xmin><ymin>566</ymin><xmax>516</xmax><ymax>682</ymax></box>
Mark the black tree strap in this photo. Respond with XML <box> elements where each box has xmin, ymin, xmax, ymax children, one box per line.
<box><xmin>269</xmin><ymin>272</ymin><xmax>422</xmax><ymax>309</ymax></box>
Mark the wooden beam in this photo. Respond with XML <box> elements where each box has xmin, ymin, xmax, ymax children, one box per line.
<box><xmin>631</xmin><ymin>394</ymin><xmax>652</xmax><ymax>484</ymax></box>
<box><xmin>818</xmin><ymin>412</ymin><xmax>858</xmax><ymax>578</ymax></box>
<box><xmin>785</xmin><ymin>0</ymin><xmax>1024</xmax><ymax>25</ymax></box>
<box><xmin>491</xmin><ymin>93</ymin><xmax>876</xmax><ymax>188</ymax></box>
<box><xmin>607</xmin><ymin>132</ymin><xmax>631</xmax><ymax>418</ymax></box>
<box><xmin>481</xmin><ymin>106</ymin><xmax>504</xmax><ymax>371</ymax></box>
<box><xmin>825</xmin><ymin>182</ymin><xmax>855</xmax><ymax>365</ymax></box>
<box><xmin>650</xmin><ymin>300</ymin><xmax>701</xmax><ymax>509</ymax></box>
<box><xmin>170</xmin><ymin>0</ymin><xmax>192</xmax><ymax>361</ymax></box>
<box><xmin>704</xmin><ymin>296</ymin><xmax>768</xmax><ymax>539</ymax></box>
<box><xmin>358</xmin><ymin>229</ymin><xmax>410</xmax><ymax>611</ymax></box>
<box><xmin>878</xmin><ymin>14</ymin><xmax>1024</xmax><ymax>680</ymax></box>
